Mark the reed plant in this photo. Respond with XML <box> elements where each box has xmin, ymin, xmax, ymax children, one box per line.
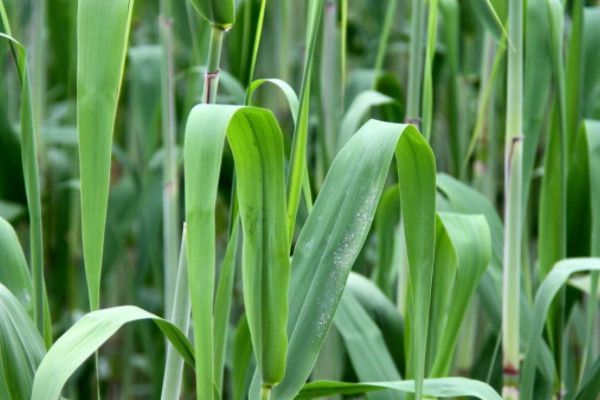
<box><xmin>1</xmin><ymin>0</ymin><xmax>600</xmax><ymax>399</ymax></box>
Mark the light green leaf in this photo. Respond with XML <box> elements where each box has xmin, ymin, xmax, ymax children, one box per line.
<box><xmin>0</xmin><ymin>30</ymin><xmax>46</xmax><ymax>339</ymax></box>
<box><xmin>295</xmin><ymin>378</ymin><xmax>502</xmax><ymax>400</ymax></box>
<box><xmin>0</xmin><ymin>217</ymin><xmax>33</xmax><ymax>314</ymax></box>
<box><xmin>0</xmin><ymin>283</ymin><xmax>45</xmax><ymax>400</ymax></box>
<box><xmin>184</xmin><ymin>106</ymin><xmax>289</xmax><ymax>393</ymax></box>
<box><xmin>77</xmin><ymin>0</ymin><xmax>134</xmax><ymax>311</ymax></box>
<box><xmin>336</xmin><ymin>90</ymin><xmax>395</xmax><ymax>152</ymax></box>
<box><xmin>429</xmin><ymin>212</ymin><xmax>491</xmax><ymax>377</ymax></box>
<box><xmin>521</xmin><ymin>258</ymin><xmax>600</xmax><ymax>400</ymax></box>
<box><xmin>272</xmin><ymin>119</ymin><xmax>436</xmax><ymax>400</ymax></box>
<box><xmin>31</xmin><ymin>306</ymin><xmax>194</xmax><ymax>400</ymax></box>
<box><xmin>334</xmin><ymin>290</ymin><xmax>402</xmax><ymax>400</ymax></box>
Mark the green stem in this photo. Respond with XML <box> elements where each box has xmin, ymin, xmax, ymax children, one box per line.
<box><xmin>161</xmin><ymin>226</ymin><xmax>190</xmax><ymax>400</ymax></box>
<box><xmin>159</xmin><ymin>0</ymin><xmax>180</xmax><ymax>320</ymax></box>
<box><xmin>203</xmin><ymin>26</ymin><xmax>225</xmax><ymax>104</ymax></box>
<box><xmin>260</xmin><ymin>386</ymin><xmax>272</xmax><ymax>400</ymax></box>
<box><xmin>373</xmin><ymin>0</ymin><xmax>395</xmax><ymax>83</ymax></box>
<box><xmin>421</xmin><ymin>0</ymin><xmax>439</xmax><ymax>140</ymax></box>
<box><xmin>244</xmin><ymin>0</ymin><xmax>267</xmax><ymax>104</ymax></box>
<box><xmin>341</xmin><ymin>0</ymin><xmax>347</xmax><ymax>98</ymax></box>
<box><xmin>405</xmin><ymin>0</ymin><xmax>426</xmax><ymax>128</ymax></box>
<box><xmin>502</xmin><ymin>0</ymin><xmax>523</xmax><ymax>392</ymax></box>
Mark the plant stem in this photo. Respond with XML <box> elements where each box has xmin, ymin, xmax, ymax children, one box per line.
<box><xmin>405</xmin><ymin>0</ymin><xmax>426</xmax><ymax>129</ymax></box>
<box><xmin>161</xmin><ymin>226</ymin><xmax>190</xmax><ymax>400</ymax></box>
<box><xmin>421</xmin><ymin>0</ymin><xmax>438</xmax><ymax>140</ymax></box>
<box><xmin>502</xmin><ymin>0</ymin><xmax>523</xmax><ymax>393</ymax></box>
<box><xmin>260</xmin><ymin>386</ymin><xmax>272</xmax><ymax>400</ymax></box>
<box><xmin>244</xmin><ymin>0</ymin><xmax>267</xmax><ymax>104</ymax></box>
<box><xmin>203</xmin><ymin>26</ymin><xmax>225</xmax><ymax>104</ymax></box>
<box><xmin>341</xmin><ymin>0</ymin><xmax>347</xmax><ymax>99</ymax></box>
<box><xmin>373</xmin><ymin>0</ymin><xmax>395</xmax><ymax>83</ymax></box>
<box><xmin>159</xmin><ymin>0</ymin><xmax>180</xmax><ymax>319</ymax></box>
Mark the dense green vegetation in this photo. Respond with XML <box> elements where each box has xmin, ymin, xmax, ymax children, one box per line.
<box><xmin>1</xmin><ymin>0</ymin><xmax>600</xmax><ymax>399</ymax></box>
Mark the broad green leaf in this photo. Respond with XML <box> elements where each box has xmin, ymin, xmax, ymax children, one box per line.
<box><xmin>436</xmin><ymin>173</ymin><xmax>556</xmax><ymax>382</ymax></box>
<box><xmin>272</xmin><ymin>119</ymin><xmax>436</xmax><ymax>400</ymax></box>
<box><xmin>572</xmin><ymin>355</ymin><xmax>600</xmax><ymax>400</ymax></box>
<box><xmin>214</xmin><ymin>220</ymin><xmax>240</xmax><ymax>391</ymax></box>
<box><xmin>429</xmin><ymin>213</ymin><xmax>491</xmax><ymax>377</ymax></box>
<box><xmin>582</xmin><ymin>8</ymin><xmax>600</xmax><ymax>119</ymax></box>
<box><xmin>336</xmin><ymin>90</ymin><xmax>395</xmax><ymax>152</ymax></box>
<box><xmin>295</xmin><ymin>378</ymin><xmax>502</xmax><ymax>400</ymax></box>
<box><xmin>0</xmin><ymin>217</ymin><xmax>33</xmax><ymax>314</ymax></box>
<box><xmin>334</xmin><ymin>290</ymin><xmax>403</xmax><ymax>400</ymax></box>
<box><xmin>184</xmin><ymin>106</ymin><xmax>289</xmax><ymax>393</ymax></box>
<box><xmin>521</xmin><ymin>258</ymin><xmax>600</xmax><ymax>400</ymax></box>
<box><xmin>0</xmin><ymin>283</ymin><xmax>45</xmax><ymax>400</ymax></box>
<box><xmin>373</xmin><ymin>185</ymin><xmax>400</xmax><ymax>298</ymax></box>
<box><xmin>574</xmin><ymin>120</ymin><xmax>600</xmax><ymax>377</ymax></box>
<box><xmin>31</xmin><ymin>306</ymin><xmax>194</xmax><ymax>400</ymax></box>
<box><xmin>233</xmin><ymin>314</ymin><xmax>254</xmax><ymax>400</ymax></box>
<box><xmin>248</xmin><ymin>78</ymin><xmax>299</xmax><ymax>124</ymax></box>
<box><xmin>77</xmin><ymin>0</ymin><xmax>134</xmax><ymax>311</ymax></box>
<box><xmin>346</xmin><ymin>272</ymin><xmax>405</xmax><ymax>375</ymax></box>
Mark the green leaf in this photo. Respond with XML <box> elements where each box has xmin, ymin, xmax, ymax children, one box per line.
<box><xmin>0</xmin><ymin>30</ymin><xmax>46</xmax><ymax>339</ymax></box>
<box><xmin>248</xmin><ymin>78</ymin><xmax>299</xmax><ymax>124</ymax></box>
<box><xmin>0</xmin><ymin>217</ymin><xmax>33</xmax><ymax>314</ymax></box>
<box><xmin>295</xmin><ymin>378</ymin><xmax>502</xmax><ymax>400</ymax></box>
<box><xmin>521</xmin><ymin>258</ymin><xmax>600</xmax><ymax>400</ymax></box>
<box><xmin>373</xmin><ymin>185</ymin><xmax>400</xmax><ymax>299</ymax></box>
<box><xmin>0</xmin><ymin>283</ymin><xmax>45</xmax><ymax>400</ymax></box>
<box><xmin>214</xmin><ymin>220</ymin><xmax>240</xmax><ymax>391</ymax></box>
<box><xmin>334</xmin><ymin>290</ymin><xmax>402</xmax><ymax>400</ymax></box>
<box><xmin>272</xmin><ymin>119</ymin><xmax>436</xmax><ymax>400</ymax></box>
<box><xmin>346</xmin><ymin>272</ymin><xmax>405</xmax><ymax>376</ymax></box>
<box><xmin>184</xmin><ymin>106</ymin><xmax>290</xmax><ymax>393</ymax></box>
<box><xmin>286</xmin><ymin>0</ymin><xmax>324</xmax><ymax>242</ymax></box>
<box><xmin>429</xmin><ymin>212</ymin><xmax>491</xmax><ymax>377</ymax></box>
<box><xmin>336</xmin><ymin>90</ymin><xmax>395</xmax><ymax>152</ymax></box>
<box><xmin>77</xmin><ymin>0</ymin><xmax>134</xmax><ymax>311</ymax></box>
<box><xmin>31</xmin><ymin>306</ymin><xmax>194</xmax><ymax>400</ymax></box>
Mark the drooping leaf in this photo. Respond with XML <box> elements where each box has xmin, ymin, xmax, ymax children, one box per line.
<box><xmin>31</xmin><ymin>306</ymin><xmax>194</xmax><ymax>400</ymax></box>
<box><xmin>271</xmin><ymin>119</ymin><xmax>436</xmax><ymax>400</ymax></box>
<box><xmin>521</xmin><ymin>258</ymin><xmax>600</xmax><ymax>400</ymax></box>
<box><xmin>334</xmin><ymin>290</ymin><xmax>403</xmax><ymax>400</ymax></box>
<box><xmin>296</xmin><ymin>378</ymin><xmax>502</xmax><ymax>400</ymax></box>
<box><xmin>184</xmin><ymin>106</ymin><xmax>289</xmax><ymax>394</ymax></box>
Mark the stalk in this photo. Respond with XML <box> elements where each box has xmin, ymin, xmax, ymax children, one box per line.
<box><xmin>373</xmin><ymin>0</ymin><xmax>396</xmax><ymax>82</ymax></box>
<box><xmin>421</xmin><ymin>0</ymin><xmax>438</xmax><ymax>140</ymax></box>
<box><xmin>159</xmin><ymin>0</ymin><xmax>180</xmax><ymax>319</ymax></box>
<box><xmin>31</xmin><ymin>0</ymin><xmax>47</xmax><ymax>170</ymax></box>
<box><xmin>161</xmin><ymin>226</ymin><xmax>190</xmax><ymax>400</ymax></box>
<box><xmin>203</xmin><ymin>26</ymin><xmax>225</xmax><ymax>104</ymax></box>
<box><xmin>502</xmin><ymin>0</ymin><xmax>523</xmax><ymax>394</ymax></box>
<box><xmin>260</xmin><ymin>386</ymin><xmax>272</xmax><ymax>400</ymax></box>
<box><xmin>341</xmin><ymin>0</ymin><xmax>347</xmax><ymax>98</ymax></box>
<box><xmin>244</xmin><ymin>0</ymin><xmax>267</xmax><ymax>104</ymax></box>
<box><xmin>405</xmin><ymin>0</ymin><xmax>426</xmax><ymax>128</ymax></box>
